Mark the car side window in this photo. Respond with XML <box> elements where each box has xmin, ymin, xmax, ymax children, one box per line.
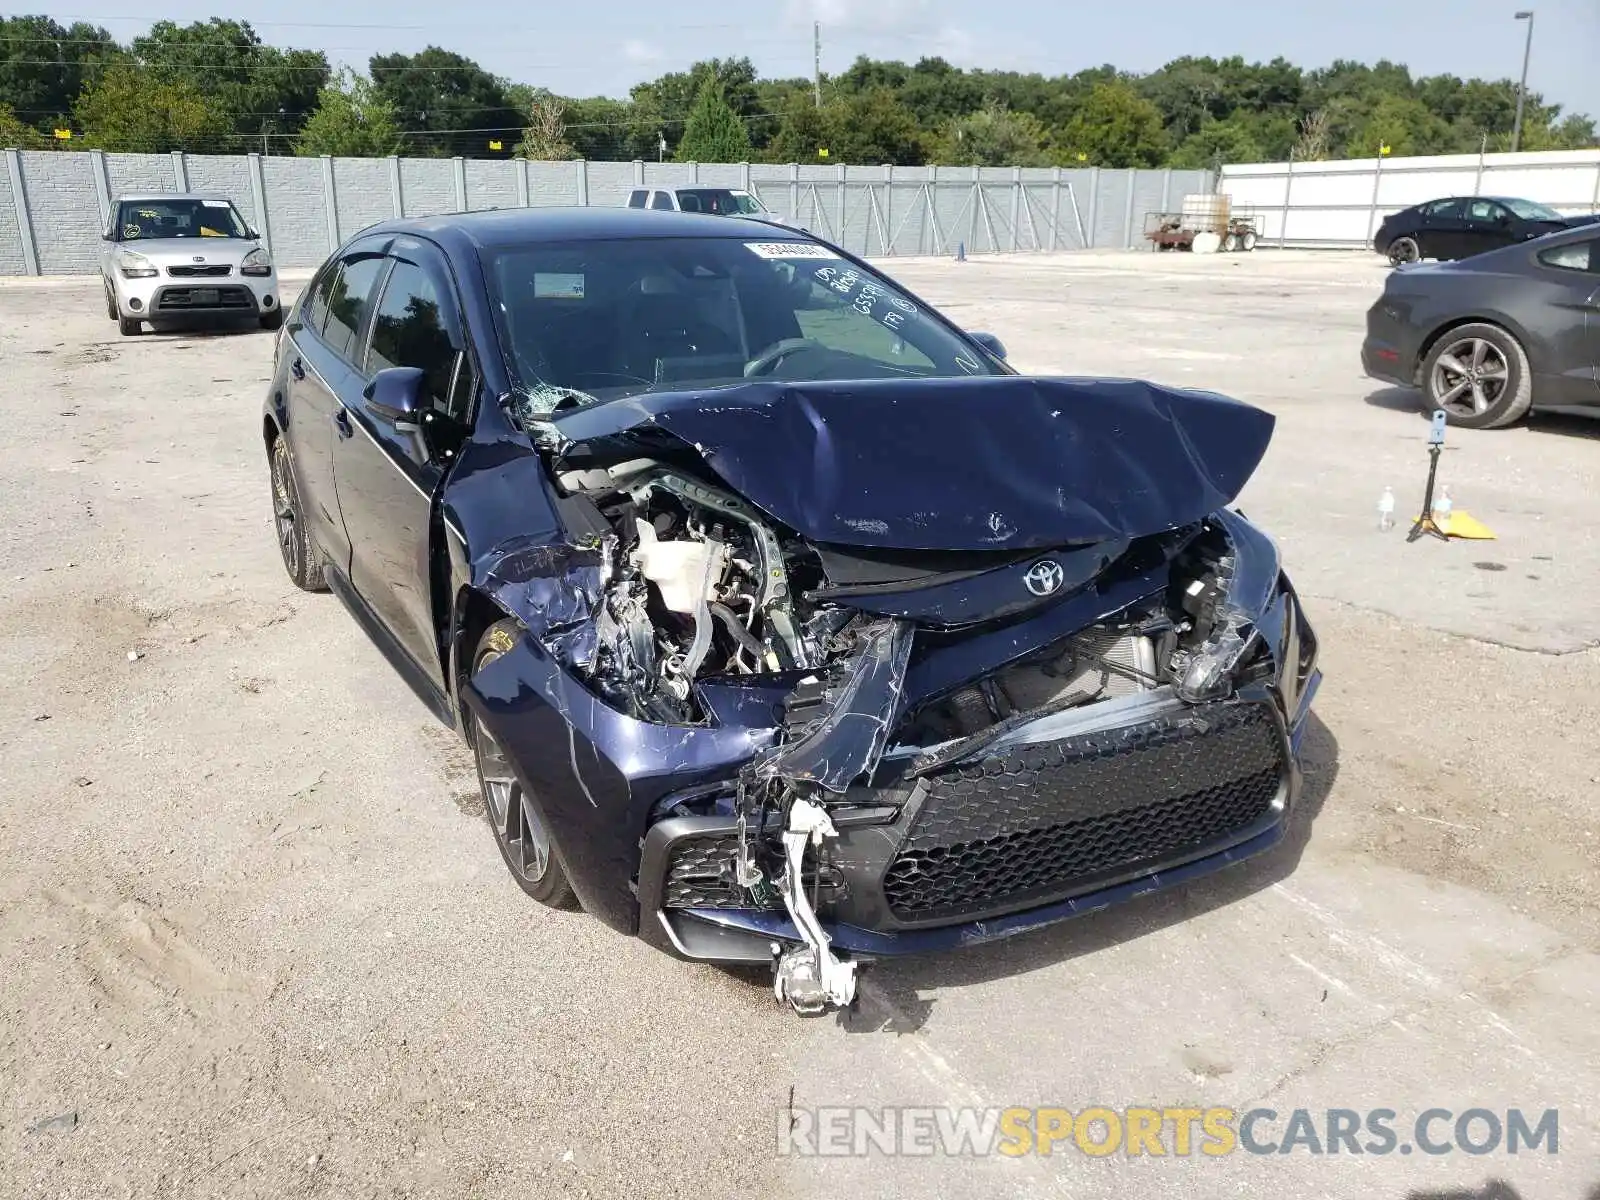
<box><xmin>627</xmin><ymin>190</ymin><xmax>648</xmax><ymax>208</ymax></box>
<box><xmin>1537</xmin><ymin>241</ymin><xmax>1597</xmax><ymax>273</ymax></box>
<box><xmin>1467</xmin><ymin>200</ymin><xmax>1508</xmax><ymax>223</ymax></box>
<box><xmin>300</xmin><ymin>262</ymin><xmax>340</xmax><ymax>334</ymax></box>
<box><xmin>677</xmin><ymin>192</ymin><xmax>703</xmax><ymax>213</ymax></box>
<box><xmin>650</xmin><ymin>191</ymin><xmax>674</xmax><ymax>211</ymax></box>
<box><xmin>366</xmin><ymin>258</ymin><xmax>472</xmax><ymax>422</ymax></box>
<box><xmin>1422</xmin><ymin>200</ymin><xmax>1464</xmax><ymax>219</ymax></box>
<box><xmin>321</xmin><ymin>256</ymin><xmax>388</xmax><ymax>363</ymax></box>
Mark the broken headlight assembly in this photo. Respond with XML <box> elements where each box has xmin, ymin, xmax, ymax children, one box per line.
<box><xmin>1164</xmin><ymin>511</ymin><xmax>1281</xmax><ymax>705</ymax></box>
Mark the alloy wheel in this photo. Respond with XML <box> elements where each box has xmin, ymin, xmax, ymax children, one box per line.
<box><xmin>1430</xmin><ymin>337</ymin><xmax>1509</xmax><ymax>417</ymax></box>
<box><xmin>472</xmin><ymin>683</ymin><xmax>551</xmax><ymax>884</ymax></box>
<box><xmin>271</xmin><ymin>447</ymin><xmax>299</xmax><ymax>573</ymax></box>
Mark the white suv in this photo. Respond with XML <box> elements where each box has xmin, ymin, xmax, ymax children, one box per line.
<box><xmin>625</xmin><ymin>187</ymin><xmax>787</xmax><ymax>225</ymax></box>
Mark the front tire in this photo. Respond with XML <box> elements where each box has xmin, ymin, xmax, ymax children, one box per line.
<box><xmin>1421</xmin><ymin>322</ymin><xmax>1533</xmax><ymax>429</ymax></box>
<box><xmin>1387</xmin><ymin>236</ymin><xmax>1421</xmax><ymax>266</ymax></box>
<box><xmin>269</xmin><ymin>436</ymin><xmax>328</xmax><ymax>591</ymax></box>
<box><xmin>471</xmin><ymin>620</ymin><xmax>576</xmax><ymax>907</ymax></box>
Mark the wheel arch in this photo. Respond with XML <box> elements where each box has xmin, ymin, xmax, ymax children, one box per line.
<box><xmin>1412</xmin><ymin>313</ymin><xmax>1536</xmax><ymax>385</ymax></box>
<box><xmin>448</xmin><ymin>585</ymin><xmax>519</xmax><ymax>725</ymax></box>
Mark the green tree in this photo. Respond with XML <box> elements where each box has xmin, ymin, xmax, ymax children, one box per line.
<box><xmin>819</xmin><ymin>88</ymin><xmax>923</xmax><ymax>165</ymax></box>
<box><xmin>370</xmin><ymin>47</ymin><xmax>519</xmax><ymax>157</ymax></box>
<box><xmin>1059</xmin><ymin>81</ymin><xmax>1167</xmax><ymax>167</ymax></box>
<box><xmin>0</xmin><ymin>16</ymin><xmax>121</xmax><ymax>136</ymax></box>
<box><xmin>932</xmin><ymin>102</ymin><xmax>1050</xmax><ymax>166</ymax></box>
<box><xmin>73</xmin><ymin>60</ymin><xmax>229</xmax><ymax>152</ymax></box>
<box><xmin>1168</xmin><ymin>115</ymin><xmax>1264</xmax><ymax>169</ymax></box>
<box><xmin>765</xmin><ymin>98</ymin><xmax>828</xmax><ymax>162</ymax></box>
<box><xmin>1343</xmin><ymin>93</ymin><xmax>1454</xmax><ymax>157</ymax></box>
<box><xmin>674</xmin><ymin>81</ymin><xmax>751</xmax><ymax>163</ymax></box>
<box><xmin>296</xmin><ymin>69</ymin><xmax>401</xmax><ymax>157</ymax></box>
<box><xmin>132</xmin><ymin>19</ymin><xmax>327</xmax><ymax>148</ymax></box>
<box><xmin>0</xmin><ymin>101</ymin><xmax>48</xmax><ymax>147</ymax></box>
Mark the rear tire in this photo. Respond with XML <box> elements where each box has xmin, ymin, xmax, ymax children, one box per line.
<box><xmin>1387</xmin><ymin>236</ymin><xmax>1421</xmax><ymax>266</ymax></box>
<box><xmin>269</xmin><ymin>436</ymin><xmax>328</xmax><ymax>591</ymax></box>
<box><xmin>118</xmin><ymin>315</ymin><xmax>142</xmax><ymax>336</ymax></box>
<box><xmin>1240</xmin><ymin>230</ymin><xmax>1258</xmax><ymax>251</ymax></box>
<box><xmin>1420</xmin><ymin>322</ymin><xmax>1533</xmax><ymax>430</ymax></box>
<box><xmin>471</xmin><ymin>619</ymin><xmax>577</xmax><ymax>908</ymax></box>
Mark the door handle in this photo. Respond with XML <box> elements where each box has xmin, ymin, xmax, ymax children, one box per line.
<box><xmin>291</xmin><ymin>358</ymin><xmax>306</xmax><ymax>381</ymax></box>
<box><xmin>334</xmin><ymin>409</ymin><xmax>353</xmax><ymax>440</ymax></box>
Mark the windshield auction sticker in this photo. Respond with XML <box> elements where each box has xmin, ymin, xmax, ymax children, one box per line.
<box><xmin>743</xmin><ymin>241</ymin><xmax>837</xmax><ymax>259</ymax></box>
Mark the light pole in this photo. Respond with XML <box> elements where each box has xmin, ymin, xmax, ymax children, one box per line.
<box><xmin>1511</xmin><ymin>9</ymin><xmax>1535</xmax><ymax>153</ymax></box>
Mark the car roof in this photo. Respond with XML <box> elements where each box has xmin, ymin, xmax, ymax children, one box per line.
<box><xmin>360</xmin><ymin>206</ymin><xmax>802</xmax><ymax>250</ymax></box>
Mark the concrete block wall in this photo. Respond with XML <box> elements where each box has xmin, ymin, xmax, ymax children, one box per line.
<box><xmin>0</xmin><ymin>149</ymin><xmax>1216</xmax><ymax>275</ymax></box>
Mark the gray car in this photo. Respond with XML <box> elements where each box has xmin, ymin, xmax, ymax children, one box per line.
<box><xmin>1362</xmin><ymin>223</ymin><xmax>1600</xmax><ymax>428</ymax></box>
<box><xmin>100</xmin><ymin>193</ymin><xmax>281</xmax><ymax>336</ymax></box>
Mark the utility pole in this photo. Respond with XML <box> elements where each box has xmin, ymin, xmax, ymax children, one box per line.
<box><xmin>1512</xmin><ymin>9</ymin><xmax>1535</xmax><ymax>153</ymax></box>
<box><xmin>813</xmin><ymin>22</ymin><xmax>822</xmax><ymax>108</ymax></box>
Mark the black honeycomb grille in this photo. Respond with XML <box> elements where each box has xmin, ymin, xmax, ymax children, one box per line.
<box><xmin>663</xmin><ymin>833</ymin><xmax>744</xmax><ymax>909</ymax></box>
<box><xmin>882</xmin><ymin>701</ymin><xmax>1284</xmax><ymax>921</ymax></box>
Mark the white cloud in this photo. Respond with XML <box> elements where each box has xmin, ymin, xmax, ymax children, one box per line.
<box><xmin>621</xmin><ymin>39</ymin><xmax>662</xmax><ymax>64</ymax></box>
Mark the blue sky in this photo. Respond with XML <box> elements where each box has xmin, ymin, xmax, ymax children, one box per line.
<box><xmin>56</xmin><ymin>0</ymin><xmax>1600</xmax><ymax>121</ymax></box>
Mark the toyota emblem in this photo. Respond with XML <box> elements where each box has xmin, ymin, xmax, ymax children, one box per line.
<box><xmin>1024</xmin><ymin>560</ymin><xmax>1065</xmax><ymax>597</ymax></box>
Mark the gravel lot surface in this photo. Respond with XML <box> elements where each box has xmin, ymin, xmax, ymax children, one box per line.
<box><xmin>1</xmin><ymin>250</ymin><xmax>1596</xmax><ymax>1199</ymax></box>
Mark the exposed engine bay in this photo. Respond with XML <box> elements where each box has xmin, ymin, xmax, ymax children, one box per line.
<box><xmin>540</xmin><ymin>445</ymin><xmax>1272</xmax><ymax>1014</ymax></box>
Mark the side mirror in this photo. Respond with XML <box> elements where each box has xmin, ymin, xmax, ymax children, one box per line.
<box><xmin>364</xmin><ymin>366</ymin><xmax>425</xmax><ymax>431</ymax></box>
<box><xmin>968</xmin><ymin>331</ymin><xmax>1008</xmax><ymax>361</ymax></box>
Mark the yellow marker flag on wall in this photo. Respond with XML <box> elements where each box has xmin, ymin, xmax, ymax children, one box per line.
<box><xmin>818</xmin><ymin>147</ymin><xmax>829</xmax><ymax>158</ymax></box>
<box><xmin>53</xmin><ymin>128</ymin><xmax>71</xmax><ymax>140</ymax></box>
<box><xmin>489</xmin><ymin>140</ymin><xmax>503</xmax><ymax>151</ymax></box>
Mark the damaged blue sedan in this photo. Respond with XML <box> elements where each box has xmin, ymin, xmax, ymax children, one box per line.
<box><xmin>264</xmin><ymin>207</ymin><xmax>1321</xmax><ymax>1015</ymax></box>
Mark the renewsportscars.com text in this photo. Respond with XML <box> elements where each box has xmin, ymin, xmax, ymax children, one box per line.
<box><xmin>778</xmin><ymin>1106</ymin><xmax>1559</xmax><ymax>1158</ymax></box>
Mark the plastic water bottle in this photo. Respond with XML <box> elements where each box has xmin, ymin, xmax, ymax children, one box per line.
<box><xmin>1432</xmin><ymin>484</ymin><xmax>1453</xmax><ymax>524</ymax></box>
<box><xmin>1377</xmin><ymin>486</ymin><xmax>1396</xmax><ymax>531</ymax></box>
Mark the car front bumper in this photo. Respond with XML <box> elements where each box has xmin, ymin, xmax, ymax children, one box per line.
<box><xmin>112</xmin><ymin>271</ymin><xmax>278</xmax><ymax>320</ymax></box>
<box><xmin>635</xmin><ymin>672</ymin><xmax>1320</xmax><ymax>963</ymax></box>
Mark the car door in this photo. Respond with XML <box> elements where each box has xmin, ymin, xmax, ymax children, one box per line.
<box><xmin>281</xmin><ymin>240</ymin><xmax>391</xmax><ymax>574</ymax></box>
<box><xmin>1533</xmin><ymin>238</ymin><xmax>1600</xmax><ymax>405</ymax></box>
<box><xmin>333</xmin><ymin>237</ymin><xmax>476</xmax><ymax>694</ymax></box>
<box><xmin>1458</xmin><ymin>199</ymin><xmax>1516</xmax><ymax>258</ymax></box>
<box><xmin>1415</xmin><ymin>199</ymin><xmax>1468</xmax><ymax>259</ymax></box>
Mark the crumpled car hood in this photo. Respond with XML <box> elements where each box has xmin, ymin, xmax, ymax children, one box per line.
<box><xmin>552</xmin><ymin>376</ymin><xmax>1274</xmax><ymax>550</ymax></box>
